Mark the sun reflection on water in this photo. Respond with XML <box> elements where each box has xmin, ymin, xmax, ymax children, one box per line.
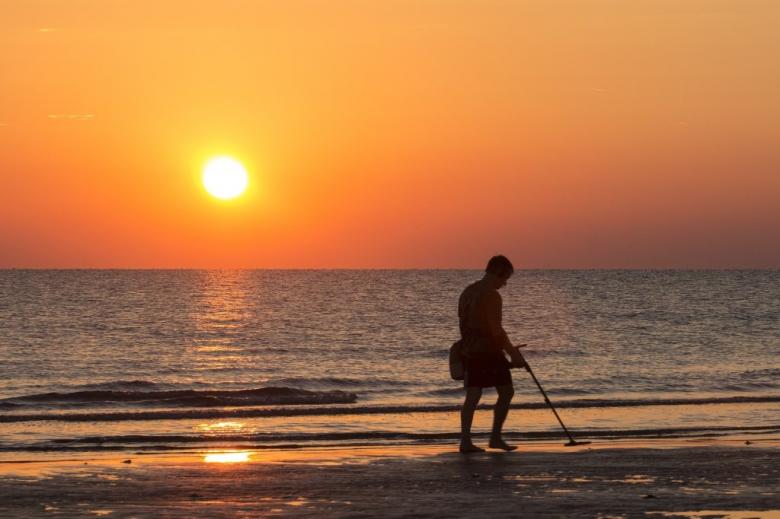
<box><xmin>191</xmin><ymin>270</ymin><xmax>252</xmax><ymax>354</ymax></box>
<box><xmin>197</xmin><ymin>421</ymin><xmax>245</xmax><ymax>433</ymax></box>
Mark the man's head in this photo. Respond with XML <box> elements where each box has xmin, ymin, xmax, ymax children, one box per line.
<box><xmin>485</xmin><ymin>255</ymin><xmax>514</xmax><ymax>289</ymax></box>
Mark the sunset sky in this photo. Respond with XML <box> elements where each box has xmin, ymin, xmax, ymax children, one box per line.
<box><xmin>2</xmin><ymin>0</ymin><xmax>778</xmax><ymax>268</ymax></box>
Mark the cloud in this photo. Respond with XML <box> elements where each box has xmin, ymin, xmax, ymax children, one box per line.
<box><xmin>0</xmin><ymin>122</ymin><xmax>9</xmax><ymax>127</ymax></box>
<box><xmin>37</xmin><ymin>28</ymin><xmax>55</xmax><ymax>33</ymax></box>
<box><xmin>47</xmin><ymin>114</ymin><xmax>95</xmax><ymax>120</ymax></box>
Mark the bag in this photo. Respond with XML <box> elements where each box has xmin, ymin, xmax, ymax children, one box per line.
<box><xmin>461</xmin><ymin>335</ymin><xmax>494</xmax><ymax>357</ymax></box>
<box><xmin>449</xmin><ymin>340</ymin><xmax>465</xmax><ymax>380</ymax></box>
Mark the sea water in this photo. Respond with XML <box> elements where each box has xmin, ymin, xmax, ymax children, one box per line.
<box><xmin>1</xmin><ymin>270</ymin><xmax>778</xmax><ymax>453</ymax></box>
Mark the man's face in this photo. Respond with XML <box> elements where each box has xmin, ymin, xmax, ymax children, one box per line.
<box><xmin>497</xmin><ymin>271</ymin><xmax>512</xmax><ymax>289</ymax></box>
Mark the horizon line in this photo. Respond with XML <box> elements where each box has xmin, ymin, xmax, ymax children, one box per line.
<box><xmin>1</xmin><ymin>267</ymin><xmax>778</xmax><ymax>271</ymax></box>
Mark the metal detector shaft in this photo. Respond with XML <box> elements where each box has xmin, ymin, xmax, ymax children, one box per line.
<box><xmin>523</xmin><ymin>361</ymin><xmax>578</xmax><ymax>444</ymax></box>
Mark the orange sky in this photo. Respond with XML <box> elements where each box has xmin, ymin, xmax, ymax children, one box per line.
<box><xmin>1</xmin><ymin>0</ymin><xmax>779</xmax><ymax>268</ymax></box>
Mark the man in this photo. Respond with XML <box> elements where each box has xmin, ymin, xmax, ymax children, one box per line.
<box><xmin>458</xmin><ymin>255</ymin><xmax>527</xmax><ymax>453</ymax></box>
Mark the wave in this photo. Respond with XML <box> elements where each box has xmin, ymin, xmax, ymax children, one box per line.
<box><xmin>0</xmin><ymin>387</ymin><xmax>357</xmax><ymax>410</ymax></box>
<box><xmin>2</xmin><ymin>395</ymin><xmax>778</xmax><ymax>423</ymax></box>
<box><xmin>717</xmin><ymin>368</ymin><xmax>780</xmax><ymax>391</ymax></box>
<box><xmin>68</xmin><ymin>379</ymin><xmax>169</xmax><ymax>392</ymax></box>
<box><xmin>266</xmin><ymin>376</ymin><xmax>410</xmax><ymax>390</ymax></box>
<box><xmin>4</xmin><ymin>424</ymin><xmax>779</xmax><ymax>452</ymax></box>
<box><xmin>719</xmin><ymin>381</ymin><xmax>780</xmax><ymax>391</ymax></box>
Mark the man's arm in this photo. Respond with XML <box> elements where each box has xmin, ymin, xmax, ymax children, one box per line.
<box><xmin>484</xmin><ymin>291</ymin><xmax>527</xmax><ymax>367</ymax></box>
<box><xmin>483</xmin><ymin>291</ymin><xmax>512</xmax><ymax>354</ymax></box>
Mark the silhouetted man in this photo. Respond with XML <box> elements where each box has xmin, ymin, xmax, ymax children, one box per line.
<box><xmin>458</xmin><ymin>255</ymin><xmax>526</xmax><ymax>453</ymax></box>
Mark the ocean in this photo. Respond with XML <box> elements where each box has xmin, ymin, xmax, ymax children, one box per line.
<box><xmin>1</xmin><ymin>270</ymin><xmax>778</xmax><ymax>454</ymax></box>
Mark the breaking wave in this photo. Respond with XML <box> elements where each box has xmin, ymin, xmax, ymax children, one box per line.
<box><xmin>0</xmin><ymin>386</ymin><xmax>357</xmax><ymax>410</ymax></box>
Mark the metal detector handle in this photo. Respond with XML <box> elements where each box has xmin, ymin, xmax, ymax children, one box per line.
<box><xmin>510</xmin><ymin>344</ymin><xmax>529</xmax><ymax>370</ymax></box>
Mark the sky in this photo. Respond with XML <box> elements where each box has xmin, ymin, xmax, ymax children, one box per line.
<box><xmin>1</xmin><ymin>0</ymin><xmax>779</xmax><ymax>268</ymax></box>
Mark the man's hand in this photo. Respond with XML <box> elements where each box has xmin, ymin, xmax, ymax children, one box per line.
<box><xmin>508</xmin><ymin>345</ymin><xmax>528</xmax><ymax>371</ymax></box>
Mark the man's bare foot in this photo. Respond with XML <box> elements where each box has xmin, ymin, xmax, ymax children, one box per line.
<box><xmin>488</xmin><ymin>438</ymin><xmax>518</xmax><ymax>451</ymax></box>
<box><xmin>459</xmin><ymin>442</ymin><xmax>486</xmax><ymax>453</ymax></box>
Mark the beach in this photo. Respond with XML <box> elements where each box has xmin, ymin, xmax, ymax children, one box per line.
<box><xmin>2</xmin><ymin>438</ymin><xmax>779</xmax><ymax>518</ymax></box>
<box><xmin>1</xmin><ymin>270</ymin><xmax>778</xmax><ymax>517</ymax></box>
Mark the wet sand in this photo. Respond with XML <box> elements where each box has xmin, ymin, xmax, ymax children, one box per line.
<box><xmin>1</xmin><ymin>439</ymin><xmax>779</xmax><ymax>518</ymax></box>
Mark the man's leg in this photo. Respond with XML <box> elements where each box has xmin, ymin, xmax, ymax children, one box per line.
<box><xmin>460</xmin><ymin>386</ymin><xmax>483</xmax><ymax>452</ymax></box>
<box><xmin>489</xmin><ymin>384</ymin><xmax>516</xmax><ymax>451</ymax></box>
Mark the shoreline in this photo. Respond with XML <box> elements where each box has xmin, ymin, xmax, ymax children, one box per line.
<box><xmin>2</xmin><ymin>438</ymin><xmax>779</xmax><ymax>518</ymax></box>
<box><xmin>1</xmin><ymin>423</ymin><xmax>778</xmax><ymax>461</ymax></box>
<box><xmin>3</xmin><ymin>400</ymin><xmax>778</xmax><ymax>456</ymax></box>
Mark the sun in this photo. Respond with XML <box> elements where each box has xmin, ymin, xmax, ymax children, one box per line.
<box><xmin>202</xmin><ymin>157</ymin><xmax>248</xmax><ymax>199</ymax></box>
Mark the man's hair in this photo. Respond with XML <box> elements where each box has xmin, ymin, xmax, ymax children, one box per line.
<box><xmin>486</xmin><ymin>255</ymin><xmax>514</xmax><ymax>277</ymax></box>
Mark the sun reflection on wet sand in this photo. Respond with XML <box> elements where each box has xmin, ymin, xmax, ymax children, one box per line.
<box><xmin>203</xmin><ymin>451</ymin><xmax>251</xmax><ymax>464</ymax></box>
